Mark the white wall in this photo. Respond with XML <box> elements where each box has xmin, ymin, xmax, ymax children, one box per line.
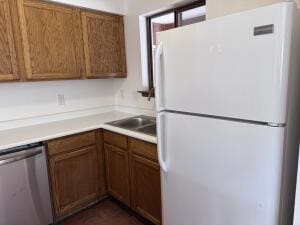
<box><xmin>114</xmin><ymin>0</ymin><xmax>193</xmax><ymax>112</ymax></box>
<box><xmin>0</xmin><ymin>80</ymin><xmax>115</xmax><ymax>122</ymax></box>
<box><xmin>206</xmin><ymin>0</ymin><xmax>298</xmax><ymax>18</ymax></box>
<box><xmin>0</xmin><ymin>0</ymin><xmax>125</xmax><ymax>127</ymax></box>
<box><xmin>1</xmin><ymin>0</ymin><xmax>295</xmax><ymax>126</ymax></box>
<box><xmin>115</xmin><ymin>0</ymin><xmax>294</xmax><ymax>112</ymax></box>
<box><xmin>49</xmin><ymin>0</ymin><xmax>125</xmax><ymax>14</ymax></box>
<box><xmin>206</xmin><ymin>0</ymin><xmax>282</xmax><ymax>18</ymax></box>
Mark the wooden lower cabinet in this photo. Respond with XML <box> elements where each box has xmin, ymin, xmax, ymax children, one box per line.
<box><xmin>104</xmin><ymin>143</ymin><xmax>131</xmax><ymax>207</ymax></box>
<box><xmin>130</xmin><ymin>154</ymin><xmax>162</xmax><ymax>225</ymax></box>
<box><xmin>129</xmin><ymin>138</ymin><xmax>162</xmax><ymax>225</ymax></box>
<box><xmin>46</xmin><ymin>131</ymin><xmax>105</xmax><ymax>220</ymax></box>
<box><xmin>104</xmin><ymin>131</ymin><xmax>162</xmax><ymax>224</ymax></box>
<box><xmin>47</xmin><ymin>129</ymin><xmax>161</xmax><ymax>223</ymax></box>
<box><xmin>49</xmin><ymin>146</ymin><xmax>99</xmax><ymax>217</ymax></box>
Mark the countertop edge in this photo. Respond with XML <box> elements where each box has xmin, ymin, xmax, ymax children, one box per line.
<box><xmin>0</xmin><ymin>112</ymin><xmax>157</xmax><ymax>151</ymax></box>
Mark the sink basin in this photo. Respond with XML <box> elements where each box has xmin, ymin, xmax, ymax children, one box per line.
<box><xmin>136</xmin><ymin>124</ymin><xmax>156</xmax><ymax>136</ymax></box>
<box><xmin>108</xmin><ymin>116</ymin><xmax>154</xmax><ymax>129</ymax></box>
<box><xmin>106</xmin><ymin>116</ymin><xmax>156</xmax><ymax>136</ymax></box>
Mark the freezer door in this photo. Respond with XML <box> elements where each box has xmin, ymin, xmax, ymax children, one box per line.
<box><xmin>155</xmin><ymin>2</ymin><xmax>294</xmax><ymax>124</ymax></box>
<box><xmin>158</xmin><ymin>112</ymin><xmax>285</xmax><ymax>225</ymax></box>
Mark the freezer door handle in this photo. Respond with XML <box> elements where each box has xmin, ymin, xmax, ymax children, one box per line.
<box><xmin>154</xmin><ymin>42</ymin><xmax>164</xmax><ymax>112</ymax></box>
<box><xmin>157</xmin><ymin>112</ymin><xmax>168</xmax><ymax>173</ymax></box>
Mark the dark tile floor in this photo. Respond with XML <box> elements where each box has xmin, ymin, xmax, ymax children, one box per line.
<box><xmin>59</xmin><ymin>199</ymin><xmax>152</xmax><ymax>225</ymax></box>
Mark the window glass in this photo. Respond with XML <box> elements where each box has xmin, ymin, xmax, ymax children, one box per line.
<box><xmin>178</xmin><ymin>6</ymin><xmax>206</xmax><ymax>27</ymax></box>
<box><xmin>150</xmin><ymin>13</ymin><xmax>175</xmax><ymax>78</ymax></box>
<box><xmin>143</xmin><ymin>2</ymin><xmax>206</xmax><ymax>97</ymax></box>
<box><xmin>151</xmin><ymin>12</ymin><xmax>175</xmax><ymax>53</ymax></box>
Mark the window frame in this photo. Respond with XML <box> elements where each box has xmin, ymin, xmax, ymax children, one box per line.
<box><xmin>143</xmin><ymin>0</ymin><xmax>206</xmax><ymax>98</ymax></box>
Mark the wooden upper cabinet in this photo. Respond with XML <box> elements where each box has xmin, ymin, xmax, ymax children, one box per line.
<box><xmin>0</xmin><ymin>0</ymin><xmax>19</xmax><ymax>81</ymax></box>
<box><xmin>17</xmin><ymin>0</ymin><xmax>84</xmax><ymax>80</ymax></box>
<box><xmin>0</xmin><ymin>0</ymin><xmax>127</xmax><ymax>82</ymax></box>
<box><xmin>81</xmin><ymin>11</ymin><xmax>126</xmax><ymax>78</ymax></box>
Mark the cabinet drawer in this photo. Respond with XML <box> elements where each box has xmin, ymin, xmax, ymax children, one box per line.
<box><xmin>129</xmin><ymin>138</ymin><xmax>157</xmax><ymax>161</ymax></box>
<box><xmin>103</xmin><ymin>130</ymin><xmax>127</xmax><ymax>149</ymax></box>
<box><xmin>47</xmin><ymin>132</ymin><xmax>96</xmax><ymax>156</ymax></box>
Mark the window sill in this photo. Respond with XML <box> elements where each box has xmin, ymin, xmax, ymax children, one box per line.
<box><xmin>138</xmin><ymin>90</ymin><xmax>155</xmax><ymax>98</ymax></box>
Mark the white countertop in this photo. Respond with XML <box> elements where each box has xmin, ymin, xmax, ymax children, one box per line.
<box><xmin>0</xmin><ymin>111</ymin><xmax>157</xmax><ymax>152</ymax></box>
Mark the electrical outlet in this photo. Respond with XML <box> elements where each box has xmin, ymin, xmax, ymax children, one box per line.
<box><xmin>57</xmin><ymin>94</ymin><xmax>66</xmax><ymax>106</ymax></box>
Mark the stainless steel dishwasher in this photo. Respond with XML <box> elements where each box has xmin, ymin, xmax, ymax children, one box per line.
<box><xmin>0</xmin><ymin>143</ymin><xmax>53</xmax><ymax>225</ymax></box>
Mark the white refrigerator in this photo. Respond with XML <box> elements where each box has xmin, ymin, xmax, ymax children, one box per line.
<box><xmin>155</xmin><ymin>2</ymin><xmax>300</xmax><ymax>225</ymax></box>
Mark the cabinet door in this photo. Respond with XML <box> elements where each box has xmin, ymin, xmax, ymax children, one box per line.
<box><xmin>18</xmin><ymin>0</ymin><xmax>84</xmax><ymax>80</ymax></box>
<box><xmin>0</xmin><ymin>0</ymin><xmax>19</xmax><ymax>81</ymax></box>
<box><xmin>81</xmin><ymin>11</ymin><xmax>126</xmax><ymax>78</ymax></box>
<box><xmin>131</xmin><ymin>154</ymin><xmax>162</xmax><ymax>225</ymax></box>
<box><xmin>104</xmin><ymin>143</ymin><xmax>131</xmax><ymax>206</ymax></box>
<box><xmin>49</xmin><ymin>145</ymin><xmax>100</xmax><ymax>218</ymax></box>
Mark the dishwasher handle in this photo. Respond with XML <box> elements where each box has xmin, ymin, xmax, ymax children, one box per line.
<box><xmin>0</xmin><ymin>148</ymin><xmax>42</xmax><ymax>166</ymax></box>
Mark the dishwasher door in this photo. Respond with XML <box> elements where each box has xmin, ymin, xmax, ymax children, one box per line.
<box><xmin>0</xmin><ymin>145</ymin><xmax>53</xmax><ymax>225</ymax></box>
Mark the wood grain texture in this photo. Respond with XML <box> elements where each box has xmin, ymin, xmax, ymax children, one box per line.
<box><xmin>81</xmin><ymin>11</ymin><xmax>126</xmax><ymax>78</ymax></box>
<box><xmin>18</xmin><ymin>0</ymin><xmax>84</xmax><ymax>80</ymax></box>
<box><xmin>103</xmin><ymin>130</ymin><xmax>161</xmax><ymax>224</ymax></box>
<box><xmin>129</xmin><ymin>138</ymin><xmax>158</xmax><ymax>161</ymax></box>
<box><xmin>130</xmin><ymin>150</ymin><xmax>162</xmax><ymax>225</ymax></box>
<box><xmin>0</xmin><ymin>0</ymin><xmax>19</xmax><ymax>81</ymax></box>
<box><xmin>103</xmin><ymin>130</ymin><xmax>128</xmax><ymax>150</ymax></box>
<box><xmin>96</xmin><ymin>129</ymin><xmax>107</xmax><ymax>196</ymax></box>
<box><xmin>104</xmin><ymin>143</ymin><xmax>131</xmax><ymax>207</ymax></box>
<box><xmin>9</xmin><ymin>0</ymin><xmax>26</xmax><ymax>81</ymax></box>
<box><xmin>47</xmin><ymin>131</ymin><xmax>96</xmax><ymax>156</ymax></box>
<box><xmin>49</xmin><ymin>145</ymin><xmax>100</xmax><ymax>218</ymax></box>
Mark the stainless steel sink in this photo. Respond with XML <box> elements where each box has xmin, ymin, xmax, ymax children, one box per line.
<box><xmin>106</xmin><ymin>116</ymin><xmax>156</xmax><ymax>136</ymax></box>
<box><xmin>136</xmin><ymin>124</ymin><xmax>156</xmax><ymax>136</ymax></box>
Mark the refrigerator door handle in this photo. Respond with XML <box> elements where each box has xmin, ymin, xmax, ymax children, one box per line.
<box><xmin>157</xmin><ymin>112</ymin><xmax>168</xmax><ymax>173</ymax></box>
<box><xmin>154</xmin><ymin>42</ymin><xmax>164</xmax><ymax>112</ymax></box>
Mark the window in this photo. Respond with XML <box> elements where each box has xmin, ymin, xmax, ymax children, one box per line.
<box><xmin>141</xmin><ymin>1</ymin><xmax>206</xmax><ymax>98</ymax></box>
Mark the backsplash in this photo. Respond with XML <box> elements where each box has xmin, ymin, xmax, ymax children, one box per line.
<box><xmin>0</xmin><ymin>79</ymin><xmax>115</xmax><ymax>123</ymax></box>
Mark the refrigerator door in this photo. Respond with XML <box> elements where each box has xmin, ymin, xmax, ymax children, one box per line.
<box><xmin>155</xmin><ymin>2</ymin><xmax>294</xmax><ymax>124</ymax></box>
<box><xmin>158</xmin><ymin>112</ymin><xmax>285</xmax><ymax>225</ymax></box>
